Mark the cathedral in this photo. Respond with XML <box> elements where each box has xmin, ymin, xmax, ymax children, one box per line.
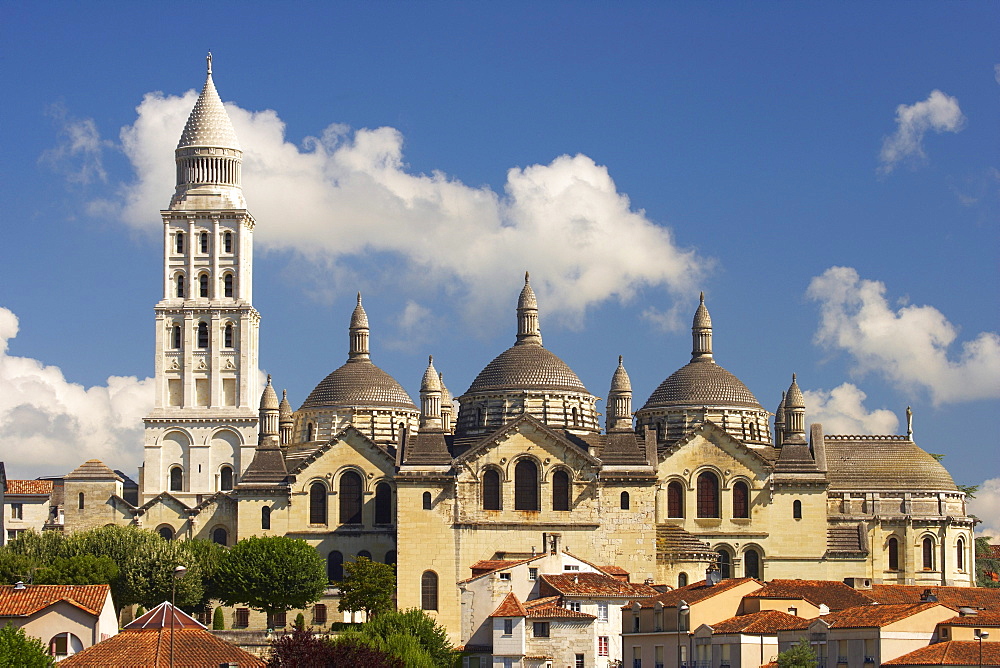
<box><xmin>58</xmin><ymin>57</ymin><xmax>975</xmax><ymax>646</ymax></box>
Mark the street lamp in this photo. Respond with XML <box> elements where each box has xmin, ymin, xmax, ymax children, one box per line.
<box><xmin>975</xmin><ymin>630</ymin><xmax>989</xmax><ymax>668</ymax></box>
<box><xmin>677</xmin><ymin>600</ymin><xmax>690</xmax><ymax>668</ymax></box>
<box><xmin>170</xmin><ymin>565</ymin><xmax>187</xmax><ymax>668</ymax></box>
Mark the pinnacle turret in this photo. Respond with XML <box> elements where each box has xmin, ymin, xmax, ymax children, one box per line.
<box><xmin>691</xmin><ymin>292</ymin><xmax>713</xmax><ymax>361</ymax></box>
<box><xmin>349</xmin><ymin>293</ymin><xmax>370</xmax><ymax>360</ymax></box>
<box><xmin>783</xmin><ymin>373</ymin><xmax>807</xmax><ymax>444</ymax></box>
<box><xmin>515</xmin><ymin>272</ymin><xmax>542</xmax><ymax>346</ymax></box>
<box><xmin>606</xmin><ymin>355</ymin><xmax>634</xmax><ymax>432</ymax></box>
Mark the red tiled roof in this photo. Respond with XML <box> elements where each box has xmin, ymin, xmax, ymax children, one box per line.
<box><xmin>745</xmin><ymin>579</ymin><xmax>875</xmax><ymax>610</ymax></box>
<box><xmin>4</xmin><ymin>479</ymin><xmax>53</xmax><ymax>495</ymax></box>
<box><xmin>710</xmin><ymin>610</ymin><xmax>804</xmax><ymax>634</ymax></box>
<box><xmin>883</xmin><ymin>640</ymin><xmax>1000</xmax><ymax>666</ymax></box>
<box><xmin>940</xmin><ymin>611</ymin><xmax>1000</xmax><ymax>627</ymax></box>
<box><xmin>490</xmin><ymin>592</ymin><xmax>528</xmax><ymax>618</ymax></box>
<box><xmin>523</xmin><ymin>597</ymin><xmax>596</xmax><ymax>620</ymax></box>
<box><xmin>125</xmin><ymin>601</ymin><xmax>205</xmax><ymax>630</ymax></box>
<box><xmin>0</xmin><ymin>584</ymin><xmax>110</xmax><ymax>617</ymax></box>
<box><xmin>601</xmin><ymin>565</ymin><xmax>629</xmax><ymax>575</ymax></box>
<box><xmin>782</xmin><ymin>603</ymin><xmax>943</xmax><ymax>630</ymax></box>
<box><xmin>630</xmin><ymin>578</ymin><xmax>760</xmax><ymax>609</ymax></box>
<box><xmin>868</xmin><ymin>585</ymin><xmax>1000</xmax><ymax>612</ymax></box>
<box><xmin>471</xmin><ymin>560</ymin><xmax>524</xmax><ymax>573</ymax></box>
<box><xmin>541</xmin><ymin>572</ymin><xmax>658</xmax><ymax>598</ymax></box>
<box><xmin>59</xmin><ymin>628</ymin><xmax>265</xmax><ymax>667</ymax></box>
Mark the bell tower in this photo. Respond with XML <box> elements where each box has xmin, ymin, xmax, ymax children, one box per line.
<box><xmin>141</xmin><ymin>54</ymin><xmax>260</xmax><ymax>504</ymax></box>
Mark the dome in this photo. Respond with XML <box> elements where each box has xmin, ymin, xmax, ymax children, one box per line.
<box><xmin>300</xmin><ymin>359</ymin><xmax>417</xmax><ymax>411</ymax></box>
<box><xmin>465</xmin><ymin>344</ymin><xmax>588</xmax><ymax>394</ymax></box>
<box><xmin>641</xmin><ymin>358</ymin><xmax>764</xmax><ymax>410</ymax></box>
<box><xmin>421</xmin><ymin>356</ymin><xmax>441</xmax><ymax>392</ymax></box>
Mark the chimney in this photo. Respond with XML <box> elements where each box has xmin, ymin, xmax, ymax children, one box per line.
<box><xmin>920</xmin><ymin>589</ymin><xmax>938</xmax><ymax>602</ymax></box>
<box><xmin>705</xmin><ymin>564</ymin><xmax>721</xmax><ymax>586</ymax></box>
<box><xmin>13</xmin><ymin>581</ymin><xmax>26</xmax><ymax>590</ymax></box>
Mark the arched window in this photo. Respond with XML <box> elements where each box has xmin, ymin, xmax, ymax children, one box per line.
<box><xmin>158</xmin><ymin>525</ymin><xmax>174</xmax><ymax>541</ymax></box>
<box><xmin>219</xmin><ymin>466</ymin><xmax>234</xmax><ymax>491</ymax></box>
<box><xmin>422</xmin><ymin>491</ymin><xmax>432</xmax><ymax>510</ymax></box>
<box><xmin>552</xmin><ymin>470</ymin><xmax>570</xmax><ymax>511</ymax></box>
<box><xmin>306</xmin><ymin>422</ymin><xmax>314</xmax><ymax>442</ymax></box>
<box><xmin>172</xmin><ymin>324</ymin><xmax>182</xmax><ymax>349</ymax></box>
<box><xmin>358</xmin><ymin>550</ymin><xmax>372</xmax><ymax>560</ymax></box>
<box><xmin>223</xmin><ymin>231</ymin><xmax>233</xmax><ymax>253</ymax></box>
<box><xmin>199</xmin><ymin>273</ymin><xmax>209</xmax><ymax>298</ymax></box>
<box><xmin>793</xmin><ymin>499</ymin><xmax>802</xmax><ymax>519</ymax></box>
<box><xmin>339</xmin><ymin>472</ymin><xmax>363</xmax><ymax>524</ymax></box>
<box><xmin>922</xmin><ymin>536</ymin><xmax>934</xmax><ymax>570</ymax></box>
<box><xmin>175</xmin><ymin>232</ymin><xmax>184</xmax><ymax>254</ymax></box>
<box><xmin>327</xmin><ymin>551</ymin><xmax>343</xmax><ymax>582</ymax></box>
<box><xmin>514</xmin><ymin>459</ymin><xmax>539</xmax><ymax>511</ymax></box>
<box><xmin>169</xmin><ymin>466</ymin><xmax>183</xmax><ymax>492</ymax></box>
<box><xmin>733</xmin><ymin>481</ymin><xmax>749</xmax><ymax>518</ymax></box>
<box><xmin>374</xmin><ymin>482</ymin><xmax>392</xmax><ymax>524</ymax></box>
<box><xmin>716</xmin><ymin>549</ymin><xmax>732</xmax><ymax>579</ymax></box>
<box><xmin>309</xmin><ymin>482</ymin><xmax>327</xmax><ymax>525</ymax></box>
<box><xmin>261</xmin><ymin>506</ymin><xmax>271</xmax><ymax>530</ymax></box>
<box><xmin>385</xmin><ymin>550</ymin><xmax>397</xmax><ymax>566</ymax></box>
<box><xmin>744</xmin><ymin>549</ymin><xmax>761</xmax><ymax>579</ymax></box>
<box><xmin>697</xmin><ymin>472</ymin><xmax>719</xmax><ymax>518</ymax></box>
<box><xmin>197</xmin><ymin>322</ymin><xmax>209</xmax><ymax>349</ymax></box>
<box><xmin>78</xmin><ymin>492</ymin><xmax>85</xmax><ymax>510</ymax></box>
<box><xmin>888</xmin><ymin>537</ymin><xmax>900</xmax><ymax>571</ymax></box>
<box><xmin>957</xmin><ymin>537</ymin><xmax>965</xmax><ymax>571</ymax></box>
<box><xmin>176</xmin><ymin>274</ymin><xmax>185</xmax><ymax>298</ymax></box>
<box><xmin>483</xmin><ymin>469</ymin><xmax>501</xmax><ymax>510</ymax></box>
<box><xmin>48</xmin><ymin>632</ymin><xmax>83</xmax><ymax>659</ymax></box>
<box><xmin>667</xmin><ymin>481</ymin><xmax>684</xmax><ymax>518</ymax></box>
<box><xmin>224</xmin><ymin>323</ymin><xmax>234</xmax><ymax>348</ymax></box>
<box><xmin>212</xmin><ymin>527</ymin><xmax>227</xmax><ymax>546</ymax></box>
<box><xmin>421</xmin><ymin>571</ymin><xmax>438</xmax><ymax>610</ymax></box>
<box><xmin>571</xmin><ymin>406</ymin><xmax>579</xmax><ymax>426</ymax></box>
<box><xmin>621</xmin><ymin>491</ymin><xmax>630</xmax><ymax>510</ymax></box>
<box><xmin>200</xmin><ymin>232</ymin><xmax>209</xmax><ymax>254</ymax></box>
<box><xmin>224</xmin><ymin>273</ymin><xmax>234</xmax><ymax>298</ymax></box>
<box><xmin>678</xmin><ymin>572</ymin><xmax>688</xmax><ymax>588</ymax></box>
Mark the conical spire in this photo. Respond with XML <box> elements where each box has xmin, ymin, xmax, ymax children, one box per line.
<box><xmin>774</xmin><ymin>390</ymin><xmax>787</xmax><ymax>447</ymax></box>
<box><xmin>439</xmin><ymin>372</ymin><xmax>453</xmax><ymax>432</ymax></box>
<box><xmin>278</xmin><ymin>389</ymin><xmax>294</xmax><ymax>445</ymax></box>
<box><xmin>420</xmin><ymin>356</ymin><xmax>443</xmax><ymax>429</ymax></box>
<box><xmin>606</xmin><ymin>355</ymin><xmax>634</xmax><ymax>432</ymax></box>
<box><xmin>177</xmin><ymin>52</ymin><xmax>241</xmax><ymax>150</ymax></box>
<box><xmin>258</xmin><ymin>375</ymin><xmax>279</xmax><ymax>443</ymax></box>
<box><xmin>349</xmin><ymin>293</ymin><xmax>370</xmax><ymax>360</ymax></box>
<box><xmin>515</xmin><ymin>272</ymin><xmax>542</xmax><ymax>346</ymax></box>
<box><xmin>259</xmin><ymin>374</ymin><xmax>279</xmax><ymax>411</ymax></box>
<box><xmin>783</xmin><ymin>373</ymin><xmax>806</xmax><ymax>444</ymax></box>
<box><xmin>691</xmin><ymin>292</ymin><xmax>713</xmax><ymax>361</ymax></box>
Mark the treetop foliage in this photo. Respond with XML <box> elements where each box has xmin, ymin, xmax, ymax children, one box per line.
<box><xmin>337</xmin><ymin>557</ymin><xmax>395</xmax><ymax>618</ymax></box>
<box><xmin>215</xmin><ymin>535</ymin><xmax>327</xmax><ymax>615</ymax></box>
<box><xmin>777</xmin><ymin>638</ymin><xmax>818</xmax><ymax>668</ymax></box>
<box><xmin>0</xmin><ymin>623</ymin><xmax>54</xmax><ymax>668</ymax></box>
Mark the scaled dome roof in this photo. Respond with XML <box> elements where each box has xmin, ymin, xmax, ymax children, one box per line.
<box><xmin>465</xmin><ymin>345</ymin><xmax>589</xmax><ymax>394</ymax></box>
<box><xmin>642</xmin><ymin>359</ymin><xmax>764</xmax><ymax>410</ymax></box>
<box><xmin>300</xmin><ymin>359</ymin><xmax>417</xmax><ymax>411</ymax></box>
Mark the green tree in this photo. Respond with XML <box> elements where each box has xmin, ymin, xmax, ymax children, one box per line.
<box><xmin>213</xmin><ymin>606</ymin><xmax>226</xmax><ymax>630</ymax></box>
<box><xmin>777</xmin><ymin>638</ymin><xmax>817</xmax><ymax>668</ymax></box>
<box><xmin>360</xmin><ymin>608</ymin><xmax>455</xmax><ymax>667</ymax></box>
<box><xmin>0</xmin><ymin>551</ymin><xmax>40</xmax><ymax>586</ymax></box>
<box><xmin>179</xmin><ymin>538</ymin><xmax>225</xmax><ymax>606</ymax></box>
<box><xmin>0</xmin><ymin>623</ymin><xmax>54</xmax><ymax>668</ymax></box>
<box><xmin>33</xmin><ymin>555</ymin><xmax>119</xmax><ymax>586</ymax></box>
<box><xmin>215</xmin><ymin>536</ymin><xmax>327</xmax><ymax>619</ymax></box>
<box><xmin>64</xmin><ymin>525</ymin><xmax>165</xmax><ymax>610</ymax></box>
<box><xmin>338</xmin><ymin>556</ymin><xmax>396</xmax><ymax>618</ymax></box>
<box><xmin>121</xmin><ymin>540</ymin><xmax>205</xmax><ymax>610</ymax></box>
<box><xmin>976</xmin><ymin>536</ymin><xmax>1000</xmax><ymax>588</ymax></box>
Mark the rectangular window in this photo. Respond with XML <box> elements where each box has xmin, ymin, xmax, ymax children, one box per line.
<box><xmin>313</xmin><ymin>604</ymin><xmax>327</xmax><ymax>625</ymax></box>
<box><xmin>564</xmin><ymin>564</ymin><xmax>580</xmax><ymax>571</ymax></box>
<box><xmin>528</xmin><ymin>567</ymin><xmax>538</xmax><ymax>581</ymax></box>
<box><xmin>503</xmin><ymin>618</ymin><xmax>513</xmax><ymax>636</ymax></box>
<box><xmin>533</xmin><ymin>621</ymin><xmax>549</xmax><ymax>637</ymax></box>
<box><xmin>576</xmin><ymin>654</ymin><xmax>584</xmax><ymax>668</ymax></box>
<box><xmin>235</xmin><ymin>608</ymin><xmax>250</xmax><ymax>628</ymax></box>
<box><xmin>567</xmin><ymin>601</ymin><xmax>581</xmax><ymax>612</ymax></box>
<box><xmin>598</xmin><ymin>602</ymin><xmax>609</xmax><ymax>622</ymax></box>
<box><xmin>599</xmin><ymin>636</ymin><xmax>609</xmax><ymax>656</ymax></box>
<box><xmin>10</xmin><ymin>504</ymin><xmax>22</xmax><ymax>520</ymax></box>
<box><xmin>269</xmin><ymin>611</ymin><xmax>286</xmax><ymax>628</ymax></box>
<box><xmin>499</xmin><ymin>571</ymin><xmax>511</xmax><ymax>580</ymax></box>
<box><xmin>633</xmin><ymin>614</ymin><xmax>640</xmax><ymax>633</ymax></box>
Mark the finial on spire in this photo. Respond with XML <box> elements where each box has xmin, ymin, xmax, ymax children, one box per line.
<box><xmin>282</xmin><ymin>389</ymin><xmax>287</xmax><ymax>399</ymax></box>
<box><xmin>906</xmin><ymin>406</ymin><xmax>913</xmax><ymax>439</ymax></box>
<box><xmin>618</xmin><ymin>354</ymin><xmax>623</xmax><ymax>365</ymax></box>
<box><xmin>266</xmin><ymin>374</ymin><xmax>271</xmax><ymax>384</ymax></box>
<box><xmin>207</xmin><ymin>51</ymin><xmax>213</xmax><ymax>75</ymax></box>
<box><xmin>357</xmin><ymin>292</ymin><xmax>362</xmax><ymax>305</ymax></box>
<box><xmin>525</xmin><ymin>271</ymin><xmax>530</xmax><ymax>284</ymax></box>
<box><xmin>700</xmin><ymin>291</ymin><xmax>704</xmax><ymax>303</ymax></box>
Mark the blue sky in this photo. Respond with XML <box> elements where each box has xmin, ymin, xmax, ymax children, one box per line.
<box><xmin>1</xmin><ymin>3</ymin><xmax>997</xmax><ymax>526</ymax></box>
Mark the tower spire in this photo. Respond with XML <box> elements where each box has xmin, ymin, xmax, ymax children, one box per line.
<box><xmin>606</xmin><ymin>355</ymin><xmax>634</xmax><ymax>432</ymax></box>
<box><xmin>692</xmin><ymin>292</ymin><xmax>713</xmax><ymax>361</ymax></box>
<box><xmin>516</xmin><ymin>272</ymin><xmax>542</xmax><ymax>346</ymax></box>
<box><xmin>349</xmin><ymin>292</ymin><xmax>370</xmax><ymax>360</ymax></box>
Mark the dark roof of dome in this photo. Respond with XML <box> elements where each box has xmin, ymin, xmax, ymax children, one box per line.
<box><xmin>300</xmin><ymin>359</ymin><xmax>417</xmax><ymax>411</ymax></box>
<box><xmin>641</xmin><ymin>358</ymin><xmax>763</xmax><ymax>410</ymax></box>
<box><xmin>464</xmin><ymin>344</ymin><xmax>589</xmax><ymax>395</ymax></box>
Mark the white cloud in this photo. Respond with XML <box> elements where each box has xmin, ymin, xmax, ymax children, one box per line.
<box><xmin>879</xmin><ymin>90</ymin><xmax>965</xmax><ymax>174</ymax></box>
<box><xmin>968</xmin><ymin>477</ymin><xmax>1000</xmax><ymax>538</ymax></box>
<box><xmin>95</xmin><ymin>89</ymin><xmax>707</xmax><ymax>330</ymax></box>
<box><xmin>807</xmin><ymin>267</ymin><xmax>1000</xmax><ymax>405</ymax></box>
<box><xmin>803</xmin><ymin>383</ymin><xmax>899</xmax><ymax>435</ymax></box>
<box><xmin>0</xmin><ymin>306</ymin><xmax>153</xmax><ymax>478</ymax></box>
<box><xmin>39</xmin><ymin>104</ymin><xmax>111</xmax><ymax>185</ymax></box>
<box><xmin>385</xmin><ymin>300</ymin><xmax>437</xmax><ymax>353</ymax></box>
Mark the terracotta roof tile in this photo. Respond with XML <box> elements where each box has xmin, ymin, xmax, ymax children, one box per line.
<box><xmin>940</xmin><ymin>611</ymin><xmax>1000</xmax><ymax>626</ymax></box>
<box><xmin>744</xmin><ymin>579</ymin><xmax>876</xmax><ymax>610</ymax></box>
<box><xmin>0</xmin><ymin>584</ymin><xmax>110</xmax><ymax>617</ymax></box>
<box><xmin>523</xmin><ymin>597</ymin><xmax>596</xmax><ymax>620</ymax></box>
<box><xmin>883</xmin><ymin>640</ymin><xmax>1000</xmax><ymax>666</ymax></box>
<box><xmin>631</xmin><ymin>578</ymin><xmax>759</xmax><ymax>609</ymax></box>
<box><xmin>710</xmin><ymin>610</ymin><xmax>804</xmax><ymax>634</ymax></box>
<box><xmin>4</xmin><ymin>479</ymin><xmax>53</xmax><ymax>495</ymax></box>
<box><xmin>125</xmin><ymin>601</ymin><xmax>205</xmax><ymax>630</ymax></box>
<box><xmin>784</xmin><ymin>603</ymin><xmax>943</xmax><ymax>630</ymax></box>
<box><xmin>491</xmin><ymin>592</ymin><xmax>528</xmax><ymax>618</ymax></box>
<box><xmin>60</xmin><ymin>628</ymin><xmax>265</xmax><ymax>667</ymax></box>
<box><xmin>540</xmin><ymin>572</ymin><xmax>658</xmax><ymax>598</ymax></box>
<box><xmin>868</xmin><ymin>585</ymin><xmax>1000</xmax><ymax>612</ymax></box>
<box><xmin>601</xmin><ymin>565</ymin><xmax>629</xmax><ymax>576</ymax></box>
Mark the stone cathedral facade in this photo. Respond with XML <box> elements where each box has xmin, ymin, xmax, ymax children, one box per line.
<box><xmin>60</xmin><ymin>58</ymin><xmax>976</xmax><ymax>646</ymax></box>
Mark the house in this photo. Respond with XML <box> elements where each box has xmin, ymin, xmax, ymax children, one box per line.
<box><xmin>935</xmin><ymin>610</ymin><xmax>1000</xmax><ymax>643</ymax></box>
<box><xmin>883</xmin><ymin>641</ymin><xmax>1000</xmax><ymax>667</ymax></box>
<box><xmin>692</xmin><ymin>609</ymin><xmax>802</xmax><ymax>668</ymax></box>
<box><xmin>489</xmin><ymin>592</ymin><xmax>597</xmax><ymax>668</ymax></box>
<box><xmin>3</xmin><ymin>479</ymin><xmax>54</xmax><ymax>544</ymax></box>
<box><xmin>60</xmin><ymin>600</ymin><xmax>264</xmax><ymax>667</ymax></box>
<box><xmin>739</xmin><ymin>579</ymin><xmax>876</xmax><ymax>617</ymax></box>
<box><xmin>0</xmin><ymin>583</ymin><xmax>117</xmax><ymax>661</ymax></box>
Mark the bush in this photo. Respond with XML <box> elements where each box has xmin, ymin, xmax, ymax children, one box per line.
<box><xmin>0</xmin><ymin>623</ymin><xmax>54</xmax><ymax>667</ymax></box>
<box><xmin>213</xmin><ymin>606</ymin><xmax>225</xmax><ymax>630</ymax></box>
<box><xmin>360</xmin><ymin>609</ymin><xmax>455</xmax><ymax>667</ymax></box>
